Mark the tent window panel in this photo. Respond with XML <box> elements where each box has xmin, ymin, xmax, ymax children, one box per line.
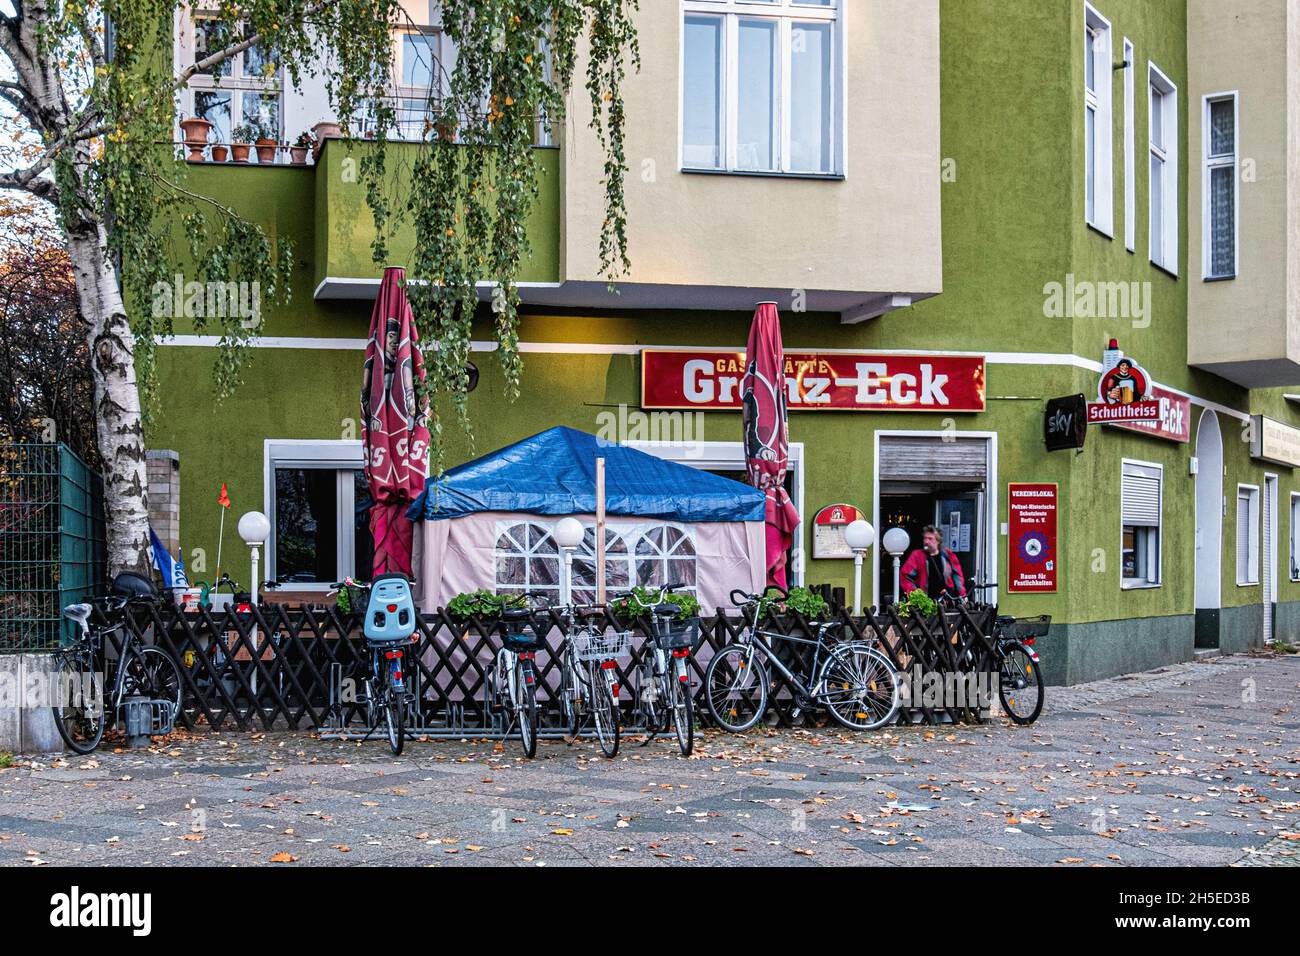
<box><xmin>494</xmin><ymin>522</ymin><xmax>561</xmax><ymax>596</ymax></box>
<box><xmin>635</xmin><ymin>524</ymin><xmax>698</xmax><ymax>589</ymax></box>
<box><xmin>572</xmin><ymin>528</ymin><xmax>630</xmax><ymax>604</ymax></box>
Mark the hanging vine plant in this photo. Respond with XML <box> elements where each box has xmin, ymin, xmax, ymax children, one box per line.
<box><xmin>362</xmin><ymin>1</ymin><xmax>640</xmax><ymax>471</ymax></box>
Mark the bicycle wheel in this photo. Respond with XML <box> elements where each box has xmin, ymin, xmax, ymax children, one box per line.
<box><xmin>51</xmin><ymin>653</ymin><xmax>105</xmax><ymax>755</ymax></box>
<box><xmin>818</xmin><ymin>643</ymin><xmax>900</xmax><ymax>731</ymax></box>
<box><xmin>704</xmin><ymin>643</ymin><xmax>770</xmax><ymax>733</ymax></box>
<box><xmin>124</xmin><ymin>647</ymin><xmax>182</xmax><ymax>709</ymax></box>
<box><xmin>515</xmin><ymin>659</ymin><xmax>538</xmax><ymax>758</ymax></box>
<box><xmin>999</xmin><ymin>643</ymin><xmax>1044</xmax><ymax>725</ymax></box>
<box><xmin>385</xmin><ymin>686</ymin><xmax>405</xmax><ymax>755</ymax></box>
<box><xmin>637</xmin><ymin>659</ymin><xmax>663</xmax><ymax>745</ymax></box>
<box><xmin>590</xmin><ymin>662</ymin><xmax>620</xmax><ymax>758</ymax></box>
<box><xmin>670</xmin><ymin>658</ymin><xmax>694</xmax><ymax>756</ymax></box>
<box><xmin>560</xmin><ymin>654</ymin><xmax>580</xmax><ymax>740</ymax></box>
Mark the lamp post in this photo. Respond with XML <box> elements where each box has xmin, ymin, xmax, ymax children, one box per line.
<box><xmin>844</xmin><ymin>520</ymin><xmax>875</xmax><ymax>613</ymax></box>
<box><xmin>554</xmin><ymin>517</ymin><xmax>584</xmax><ymax>606</ymax></box>
<box><xmin>882</xmin><ymin>527</ymin><xmax>911</xmax><ymax>605</ymax></box>
<box><xmin>237</xmin><ymin>511</ymin><xmax>270</xmax><ymax>696</ymax></box>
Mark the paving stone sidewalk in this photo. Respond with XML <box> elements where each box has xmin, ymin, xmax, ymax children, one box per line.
<box><xmin>0</xmin><ymin>652</ymin><xmax>1296</xmax><ymax>867</ymax></box>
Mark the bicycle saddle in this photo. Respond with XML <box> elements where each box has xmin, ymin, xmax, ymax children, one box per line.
<box><xmin>650</xmin><ymin>604</ymin><xmax>680</xmax><ymax>616</ymax></box>
<box><xmin>112</xmin><ymin>571</ymin><xmax>158</xmax><ymax>599</ymax></box>
<box><xmin>62</xmin><ymin>603</ymin><xmax>92</xmax><ymax>624</ymax></box>
<box><xmin>501</xmin><ymin>607</ymin><xmax>531</xmax><ymax>621</ymax></box>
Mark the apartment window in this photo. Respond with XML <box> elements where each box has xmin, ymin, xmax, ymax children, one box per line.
<box><xmin>182</xmin><ymin>16</ymin><xmax>283</xmax><ymax>156</ymax></box>
<box><xmin>1290</xmin><ymin>493</ymin><xmax>1300</xmax><ymax>581</ymax></box>
<box><xmin>1148</xmin><ymin>64</ymin><xmax>1179</xmax><ymax>273</ymax></box>
<box><xmin>1121</xmin><ymin>460</ymin><xmax>1162</xmax><ymax>588</ymax></box>
<box><xmin>682</xmin><ymin>0</ymin><xmax>842</xmax><ymax>176</ymax></box>
<box><xmin>1237</xmin><ymin>484</ymin><xmax>1260</xmax><ymax>585</ymax></box>
<box><xmin>1203</xmin><ymin>93</ymin><xmax>1238</xmax><ymax>279</ymax></box>
<box><xmin>1123</xmin><ymin>37</ymin><xmax>1135</xmax><ymax>251</ymax></box>
<box><xmin>1084</xmin><ymin>5</ymin><xmax>1113</xmax><ymax>235</ymax></box>
<box><xmin>267</xmin><ymin>442</ymin><xmax>373</xmax><ymax>587</ymax></box>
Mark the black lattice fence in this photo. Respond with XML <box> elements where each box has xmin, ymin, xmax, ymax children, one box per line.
<box><xmin>0</xmin><ymin>443</ymin><xmax>106</xmax><ymax>652</ymax></box>
<box><xmin>114</xmin><ymin>602</ymin><xmax>999</xmax><ymax>735</ymax></box>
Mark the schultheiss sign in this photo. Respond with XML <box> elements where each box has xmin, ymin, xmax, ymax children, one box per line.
<box><xmin>1086</xmin><ymin>339</ymin><xmax>1161</xmax><ymax>425</ymax></box>
<box><xmin>641</xmin><ymin>350</ymin><xmax>986</xmax><ymax>412</ymax></box>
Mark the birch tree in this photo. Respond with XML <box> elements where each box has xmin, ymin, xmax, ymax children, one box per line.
<box><xmin>0</xmin><ymin>0</ymin><xmax>636</xmax><ymax>575</ymax></box>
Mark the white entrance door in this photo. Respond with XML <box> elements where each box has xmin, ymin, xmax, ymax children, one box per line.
<box><xmin>1264</xmin><ymin>474</ymin><xmax>1278</xmax><ymax>643</ymax></box>
<box><xmin>1194</xmin><ymin>411</ymin><xmax>1223</xmax><ymax>614</ymax></box>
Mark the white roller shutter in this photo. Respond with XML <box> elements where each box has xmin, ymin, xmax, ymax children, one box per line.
<box><xmin>1236</xmin><ymin>486</ymin><xmax>1259</xmax><ymax>585</ymax></box>
<box><xmin>1121</xmin><ymin>462</ymin><xmax>1161</xmax><ymax>526</ymax></box>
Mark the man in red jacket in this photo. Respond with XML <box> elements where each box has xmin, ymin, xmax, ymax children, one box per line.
<box><xmin>900</xmin><ymin>525</ymin><xmax>967</xmax><ymax>600</ymax></box>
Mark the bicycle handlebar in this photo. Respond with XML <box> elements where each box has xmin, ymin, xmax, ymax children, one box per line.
<box><xmin>730</xmin><ymin>583</ymin><xmax>790</xmax><ymax>607</ymax></box>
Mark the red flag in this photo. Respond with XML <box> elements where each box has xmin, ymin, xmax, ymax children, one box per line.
<box><xmin>217</xmin><ymin>483</ymin><xmax>231</xmax><ymax>509</ymax></box>
<box><xmin>361</xmin><ymin>267</ymin><xmax>430</xmax><ymax>578</ymax></box>
<box><xmin>742</xmin><ymin>302</ymin><xmax>800</xmax><ymax>589</ymax></box>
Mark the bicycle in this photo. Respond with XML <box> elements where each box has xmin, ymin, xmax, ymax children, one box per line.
<box><xmin>483</xmin><ymin>592</ymin><xmax>547</xmax><ymax>758</ymax></box>
<box><xmin>331</xmin><ymin>576</ymin><xmax>417</xmax><ymax>755</ymax></box>
<box><xmin>627</xmin><ymin>584</ymin><xmax>696</xmax><ymax>756</ymax></box>
<box><xmin>554</xmin><ymin>603</ymin><xmax>627</xmax><ymax>758</ymax></box>
<box><xmin>960</xmin><ymin>583</ymin><xmax>1048</xmax><ymax>725</ymax></box>
<box><xmin>705</xmin><ymin>585</ymin><xmax>901</xmax><ymax>732</ymax></box>
<box><xmin>52</xmin><ymin>572</ymin><xmax>183</xmax><ymax>755</ymax></box>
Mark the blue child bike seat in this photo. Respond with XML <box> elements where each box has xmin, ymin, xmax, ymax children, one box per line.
<box><xmin>364</xmin><ymin>573</ymin><xmax>416</xmax><ymax>643</ymax></box>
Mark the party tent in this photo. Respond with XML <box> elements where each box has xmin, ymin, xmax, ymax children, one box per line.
<box><xmin>407</xmin><ymin>426</ymin><xmax>767</xmax><ymax>612</ymax></box>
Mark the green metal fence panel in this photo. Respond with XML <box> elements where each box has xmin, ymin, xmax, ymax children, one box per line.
<box><xmin>0</xmin><ymin>443</ymin><xmax>106</xmax><ymax>652</ymax></box>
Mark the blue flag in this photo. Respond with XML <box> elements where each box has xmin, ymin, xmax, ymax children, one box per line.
<box><xmin>149</xmin><ymin>528</ymin><xmax>189</xmax><ymax>589</ymax></box>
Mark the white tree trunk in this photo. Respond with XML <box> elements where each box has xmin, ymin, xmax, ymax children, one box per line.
<box><xmin>66</xmin><ymin>221</ymin><xmax>151</xmax><ymax>576</ymax></box>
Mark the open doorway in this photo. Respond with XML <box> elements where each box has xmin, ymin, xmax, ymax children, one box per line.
<box><xmin>872</xmin><ymin>432</ymin><xmax>996</xmax><ymax>608</ymax></box>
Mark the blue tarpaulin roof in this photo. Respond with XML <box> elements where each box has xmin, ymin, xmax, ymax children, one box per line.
<box><xmin>408</xmin><ymin>426</ymin><xmax>765</xmax><ymax>523</ymax></box>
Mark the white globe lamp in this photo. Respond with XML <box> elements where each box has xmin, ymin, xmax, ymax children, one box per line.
<box><xmin>844</xmin><ymin>520</ymin><xmax>875</xmax><ymax>613</ymax></box>
<box><xmin>882</xmin><ymin>527</ymin><xmax>911</xmax><ymax>605</ymax></box>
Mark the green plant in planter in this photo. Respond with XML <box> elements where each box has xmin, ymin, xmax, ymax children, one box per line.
<box><xmin>610</xmin><ymin>586</ymin><xmax>700</xmax><ymax>621</ymax></box>
<box><xmin>896</xmin><ymin>589</ymin><xmax>938</xmax><ymax>619</ymax></box>
<box><xmin>446</xmin><ymin>589</ymin><xmax>527</xmax><ymax>620</ymax></box>
<box><xmin>231</xmin><ymin>122</ymin><xmax>259</xmax><ymax>145</ymax></box>
<box><xmin>756</xmin><ymin>586</ymin><xmax>829</xmax><ymax>621</ymax></box>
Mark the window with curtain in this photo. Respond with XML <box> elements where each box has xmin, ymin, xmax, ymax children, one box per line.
<box><xmin>681</xmin><ymin>0</ymin><xmax>841</xmax><ymax>176</ymax></box>
<box><xmin>1204</xmin><ymin>94</ymin><xmax>1237</xmax><ymax>279</ymax></box>
<box><xmin>1237</xmin><ymin>486</ymin><xmax>1260</xmax><ymax>585</ymax></box>
<box><xmin>1121</xmin><ymin>460</ymin><xmax>1162</xmax><ymax>588</ymax></box>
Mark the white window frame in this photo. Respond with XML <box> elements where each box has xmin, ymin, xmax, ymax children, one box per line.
<box><xmin>1084</xmin><ymin>4</ymin><xmax>1113</xmax><ymax>236</ymax></box>
<box><xmin>1148</xmin><ymin>62</ymin><xmax>1179</xmax><ymax>274</ymax></box>
<box><xmin>680</xmin><ymin>0</ymin><xmax>845</xmax><ymax>178</ymax></box>
<box><xmin>1289</xmin><ymin>491</ymin><xmax>1300</xmax><ymax>582</ymax></box>
<box><xmin>1123</xmin><ymin>37</ymin><xmax>1135</xmax><ymax>251</ymax></box>
<box><xmin>1237</xmin><ymin>483</ymin><xmax>1261</xmax><ymax>586</ymax></box>
<box><xmin>1202</xmin><ymin>91</ymin><xmax>1239</xmax><ymax>280</ymax></box>
<box><xmin>263</xmin><ymin>440</ymin><xmax>366</xmax><ymax>590</ymax></box>
<box><xmin>1120</xmin><ymin>458</ymin><xmax>1163</xmax><ymax>590</ymax></box>
<box><xmin>175</xmin><ymin>8</ymin><xmax>285</xmax><ymax>149</ymax></box>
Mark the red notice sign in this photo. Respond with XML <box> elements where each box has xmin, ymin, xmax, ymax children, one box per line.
<box><xmin>640</xmin><ymin>349</ymin><xmax>986</xmax><ymax>412</ymax></box>
<box><xmin>1108</xmin><ymin>385</ymin><xmax>1192</xmax><ymax>443</ymax></box>
<box><xmin>1008</xmin><ymin>483</ymin><xmax>1058</xmax><ymax>593</ymax></box>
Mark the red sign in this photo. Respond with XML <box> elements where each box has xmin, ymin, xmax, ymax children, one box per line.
<box><xmin>1108</xmin><ymin>385</ymin><xmax>1192</xmax><ymax>443</ymax></box>
<box><xmin>641</xmin><ymin>350</ymin><xmax>985</xmax><ymax>412</ymax></box>
<box><xmin>1008</xmin><ymin>483</ymin><xmax>1058</xmax><ymax>593</ymax></box>
<box><xmin>1086</xmin><ymin>399</ymin><xmax>1162</xmax><ymax>424</ymax></box>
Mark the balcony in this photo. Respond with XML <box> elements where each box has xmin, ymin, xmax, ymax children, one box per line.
<box><xmin>312</xmin><ymin>138</ymin><xmax>560</xmax><ymax>300</ymax></box>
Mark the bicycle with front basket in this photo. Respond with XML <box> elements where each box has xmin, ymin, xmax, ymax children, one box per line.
<box><xmin>627</xmin><ymin>583</ymin><xmax>697</xmax><ymax>756</ymax></box>
<box><xmin>705</xmin><ymin>584</ymin><xmax>902</xmax><ymax>732</ymax></box>
<box><xmin>556</xmin><ymin>604</ymin><xmax>630</xmax><ymax>759</ymax></box>
<box><xmin>52</xmin><ymin>572</ymin><xmax>183</xmax><ymax>755</ymax></box>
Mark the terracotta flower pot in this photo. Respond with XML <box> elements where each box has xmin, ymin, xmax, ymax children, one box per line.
<box><xmin>311</xmin><ymin>121</ymin><xmax>342</xmax><ymax>160</ymax></box>
<box><xmin>210</xmin><ymin>144</ymin><xmax>229</xmax><ymax>163</ymax></box>
<box><xmin>231</xmin><ymin>143</ymin><xmax>252</xmax><ymax>163</ymax></box>
<box><xmin>289</xmin><ymin>146</ymin><xmax>308</xmax><ymax>166</ymax></box>
<box><xmin>178</xmin><ymin>117</ymin><xmax>212</xmax><ymax>162</ymax></box>
<box><xmin>254</xmin><ymin>138</ymin><xmax>278</xmax><ymax>164</ymax></box>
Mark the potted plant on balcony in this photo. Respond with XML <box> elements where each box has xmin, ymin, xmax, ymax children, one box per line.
<box><xmin>253</xmin><ymin>123</ymin><xmax>278</xmax><ymax>164</ymax></box>
<box><xmin>178</xmin><ymin>115</ymin><xmax>212</xmax><ymax>162</ymax></box>
<box><xmin>289</xmin><ymin>131</ymin><xmax>311</xmax><ymax>166</ymax></box>
<box><xmin>230</xmin><ymin>123</ymin><xmax>256</xmax><ymax>163</ymax></box>
<box><xmin>210</xmin><ymin>142</ymin><xmax>229</xmax><ymax>163</ymax></box>
<box><xmin>311</xmin><ymin>119</ymin><xmax>342</xmax><ymax>160</ymax></box>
